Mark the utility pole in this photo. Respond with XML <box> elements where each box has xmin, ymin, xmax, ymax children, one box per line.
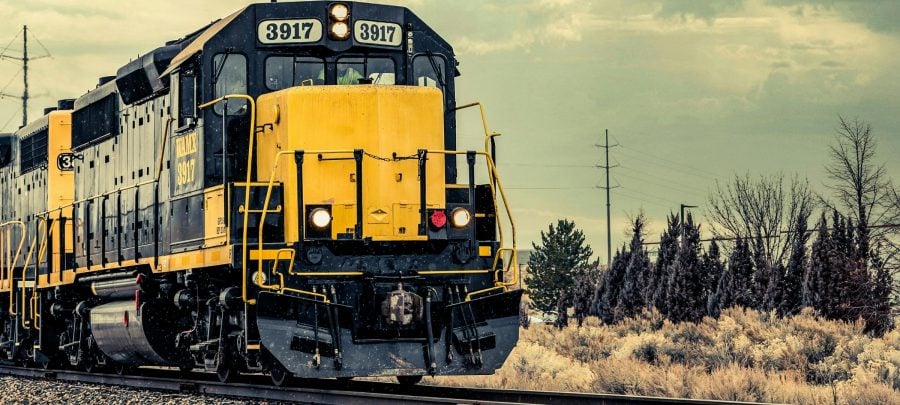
<box><xmin>22</xmin><ymin>25</ymin><xmax>27</xmax><ymax>128</ymax></box>
<box><xmin>597</xmin><ymin>129</ymin><xmax>618</xmax><ymax>269</ymax></box>
<box><xmin>1</xmin><ymin>25</ymin><xmax>50</xmax><ymax>129</ymax></box>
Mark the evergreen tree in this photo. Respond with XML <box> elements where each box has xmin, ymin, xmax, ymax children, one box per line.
<box><xmin>702</xmin><ymin>240</ymin><xmax>725</xmax><ymax>317</ymax></box>
<box><xmin>751</xmin><ymin>234</ymin><xmax>769</xmax><ymax>310</ymax></box>
<box><xmin>763</xmin><ymin>263</ymin><xmax>785</xmax><ymax>313</ymax></box>
<box><xmin>828</xmin><ymin>211</ymin><xmax>855</xmax><ymax>320</ymax></box>
<box><xmin>665</xmin><ymin>213</ymin><xmax>705</xmax><ymax>323</ymax></box>
<box><xmin>647</xmin><ymin>214</ymin><xmax>679</xmax><ymax>314</ymax></box>
<box><xmin>617</xmin><ymin>214</ymin><xmax>651</xmax><ymax>319</ymax></box>
<box><xmin>867</xmin><ymin>252</ymin><xmax>893</xmax><ymax>336</ymax></box>
<box><xmin>780</xmin><ymin>214</ymin><xmax>809</xmax><ymax>316</ymax></box>
<box><xmin>803</xmin><ymin>215</ymin><xmax>830</xmax><ymax>311</ymax></box>
<box><xmin>573</xmin><ymin>262</ymin><xmax>601</xmax><ymax>327</ymax></box>
<box><xmin>724</xmin><ymin>238</ymin><xmax>755</xmax><ymax>309</ymax></box>
<box><xmin>526</xmin><ymin>219</ymin><xmax>594</xmax><ymax>329</ymax></box>
<box><xmin>597</xmin><ymin>246</ymin><xmax>628</xmax><ymax>324</ymax></box>
<box><xmin>702</xmin><ymin>240</ymin><xmax>725</xmax><ymax>298</ymax></box>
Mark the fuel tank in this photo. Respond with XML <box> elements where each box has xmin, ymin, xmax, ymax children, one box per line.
<box><xmin>89</xmin><ymin>300</ymin><xmax>181</xmax><ymax>366</ymax></box>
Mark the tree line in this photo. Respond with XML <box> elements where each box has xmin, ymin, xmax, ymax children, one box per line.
<box><xmin>526</xmin><ymin>117</ymin><xmax>898</xmax><ymax>336</ymax></box>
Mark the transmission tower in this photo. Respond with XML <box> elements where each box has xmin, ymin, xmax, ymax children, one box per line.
<box><xmin>0</xmin><ymin>25</ymin><xmax>51</xmax><ymax>129</ymax></box>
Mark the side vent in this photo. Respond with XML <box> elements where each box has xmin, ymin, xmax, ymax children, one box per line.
<box><xmin>115</xmin><ymin>44</ymin><xmax>182</xmax><ymax>105</ymax></box>
<box><xmin>72</xmin><ymin>81</ymin><xmax>120</xmax><ymax>150</ymax></box>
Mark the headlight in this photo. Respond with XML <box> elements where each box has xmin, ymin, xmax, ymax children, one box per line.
<box><xmin>450</xmin><ymin>207</ymin><xmax>472</xmax><ymax>228</ymax></box>
<box><xmin>330</xmin><ymin>21</ymin><xmax>350</xmax><ymax>40</ymax></box>
<box><xmin>309</xmin><ymin>208</ymin><xmax>332</xmax><ymax>229</ymax></box>
<box><xmin>330</xmin><ymin>3</ymin><xmax>350</xmax><ymax>21</ymax></box>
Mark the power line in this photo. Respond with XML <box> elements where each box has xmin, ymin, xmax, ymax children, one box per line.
<box><xmin>0</xmin><ymin>107</ymin><xmax>21</xmax><ymax>132</ymax></box>
<box><xmin>615</xmin><ymin>169</ymin><xmax>709</xmax><ymax>196</ymax></box>
<box><xmin>617</xmin><ymin>163</ymin><xmax>711</xmax><ymax>194</ymax></box>
<box><xmin>505</xmin><ymin>186</ymin><xmax>598</xmax><ymax>190</ymax></box>
<box><xmin>616</xmin><ymin>146</ymin><xmax>720</xmax><ymax>181</ymax></box>
<box><xmin>501</xmin><ymin>163</ymin><xmax>598</xmax><ymax>168</ymax></box>
<box><xmin>613</xmin><ymin>133</ymin><xmax>722</xmax><ymax>178</ymax></box>
<box><xmin>616</xmin><ymin>189</ymin><xmax>674</xmax><ymax>209</ymax></box>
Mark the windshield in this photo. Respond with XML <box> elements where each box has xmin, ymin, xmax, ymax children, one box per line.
<box><xmin>336</xmin><ymin>57</ymin><xmax>395</xmax><ymax>85</ymax></box>
<box><xmin>265</xmin><ymin>56</ymin><xmax>325</xmax><ymax>90</ymax></box>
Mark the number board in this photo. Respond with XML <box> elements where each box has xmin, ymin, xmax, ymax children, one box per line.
<box><xmin>257</xmin><ymin>19</ymin><xmax>323</xmax><ymax>44</ymax></box>
<box><xmin>353</xmin><ymin>20</ymin><xmax>402</xmax><ymax>47</ymax></box>
<box><xmin>56</xmin><ymin>152</ymin><xmax>76</xmax><ymax>171</ymax></box>
<box><xmin>172</xmin><ymin>132</ymin><xmax>202</xmax><ymax>195</ymax></box>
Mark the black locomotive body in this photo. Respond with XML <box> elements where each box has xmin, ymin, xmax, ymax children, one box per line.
<box><xmin>0</xmin><ymin>1</ymin><xmax>521</xmax><ymax>384</ymax></box>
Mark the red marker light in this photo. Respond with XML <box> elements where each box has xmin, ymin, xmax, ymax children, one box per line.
<box><xmin>430</xmin><ymin>210</ymin><xmax>447</xmax><ymax>228</ymax></box>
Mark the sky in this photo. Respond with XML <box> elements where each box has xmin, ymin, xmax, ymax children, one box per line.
<box><xmin>0</xmin><ymin>0</ymin><xmax>898</xmax><ymax>264</ymax></box>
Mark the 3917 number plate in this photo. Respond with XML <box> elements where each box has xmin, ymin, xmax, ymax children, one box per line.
<box><xmin>353</xmin><ymin>20</ymin><xmax>402</xmax><ymax>47</ymax></box>
<box><xmin>257</xmin><ymin>19</ymin><xmax>323</xmax><ymax>44</ymax></box>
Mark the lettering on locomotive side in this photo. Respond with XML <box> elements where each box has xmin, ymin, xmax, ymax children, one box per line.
<box><xmin>173</xmin><ymin>132</ymin><xmax>201</xmax><ymax>193</ymax></box>
<box><xmin>175</xmin><ymin>132</ymin><xmax>198</xmax><ymax>158</ymax></box>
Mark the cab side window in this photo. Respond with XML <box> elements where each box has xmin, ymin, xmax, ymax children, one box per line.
<box><xmin>412</xmin><ymin>55</ymin><xmax>446</xmax><ymax>93</ymax></box>
<box><xmin>212</xmin><ymin>53</ymin><xmax>248</xmax><ymax>115</ymax></box>
<box><xmin>174</xmin><ymin>69</ymin><xmax>197</xmax><ymax>128</ymax></box>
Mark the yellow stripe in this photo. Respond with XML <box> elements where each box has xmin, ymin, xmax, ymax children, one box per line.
<box><xmin>419</xmin><ymin>269</ymin><xmax>491</xmax><ymax>275</ymax></box>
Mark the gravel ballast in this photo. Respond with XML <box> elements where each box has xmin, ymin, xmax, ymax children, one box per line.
<box><xmin>0</xmin><ymin>375</ymin><xmax>276</xmax><ymax>404</ymax></box>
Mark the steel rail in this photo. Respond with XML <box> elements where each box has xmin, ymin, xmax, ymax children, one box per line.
<box><xmin>0</xmin><ymin>364</ymin><xmax>768</xmax><ymax>405</ymax></box>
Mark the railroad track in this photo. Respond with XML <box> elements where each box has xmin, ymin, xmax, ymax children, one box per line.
<box><xmin>0</xmin><ymin>364</ymin><xmax>764</xmax><ymax>404</ymax></box>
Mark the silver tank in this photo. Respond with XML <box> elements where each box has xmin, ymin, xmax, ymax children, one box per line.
<box><xmin>89</xmin><ymin>300</ymin><xmax>177</xmax><ymax>366</ymax></box>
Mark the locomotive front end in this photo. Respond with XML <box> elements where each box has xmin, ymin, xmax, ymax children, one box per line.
<box><xmin>249</xmin><ymin>84</ymin><xmax>522</xmax><ymax>379</ymax></box>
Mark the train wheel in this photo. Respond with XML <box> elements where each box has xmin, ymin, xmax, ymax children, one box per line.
<box><xmin>82</xmin><ymin>357</ymin><xmax>97</xmax><ymax>373</ymax></box>
<box><xmin>215</xmin><ymin>353</ymin><xmax>239</xmax><ymax>383</ymax></box>
<box><xmin>216</xmin><ymin>363</ymin><xmax>237</xmax><ymax>383</ymax></box>
<box><xmin>396</xmin><ymin>375</ymin><xmax>423</xmax><ymax>385</ymax></box>
<box><xmin>269</xmin><ymin>362</ymin><xmax>293</xmax><ymax>387</ymax></box>
<box><xmin>114</xmin><ymin>363</ymin><xmax>133</xmax><ymax>376</ymax></box>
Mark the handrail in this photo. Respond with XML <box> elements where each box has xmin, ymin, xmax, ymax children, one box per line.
<box><xmin>454</xmin><ymin>102</ymin><xmax>501</xmax><ymax>194</ymax></box>
<box><xmin>31</xmin><ymin>216</ymin><xmax>53</xmax><ymax>330</ymax></box>
<box><xmin>19</xmin><ymin>217</ymin><xmax>49</xmax><ymax>329</ymax></box>
<box><xmin>198</xmin><ymin>94</ymin><xmax>256</xmax><ymax>304</ymax></box>
<box><xmin>424</xmin><ymin>149</ymin><xmax>519</xmax><ymax>298</ymax></box>
<box><xmin>1</xmin><ymin>221</ymin><xmax>26</xmax><ymax>315</ymax></box>
<box><xmin>270</xmin><ymin>248</ymin><xmax>295</xmax><ymax>277</ymax></box>
<box><xmin>255</xmin><ymin>149</ymin><xmax>356</xmax><ymax>298</ymax></box>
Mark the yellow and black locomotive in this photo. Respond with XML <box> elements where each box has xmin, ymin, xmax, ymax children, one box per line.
<box><xmin>0</xmin><ymin>1</ymin><xmax>520</xmax><ymax>385</ymax></box>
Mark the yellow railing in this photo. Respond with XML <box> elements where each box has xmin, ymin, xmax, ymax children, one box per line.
<box><xmin>18</xmin><ymin>217</ymin><xmax>50</xmax><ymax>329</ymax></box>
<box><xmin>198</xmin><ymin>95</ymin><xmax>257</xmax><ymax>304</ymax></box>
<box><xmin>424</xmin><ymin>149</ymin><xmax>519</xmax><ymax>300</ymax></box>
<box><xmin>454</xmin><ymin>101</ymin><xmax>521</xmax><ymax>299</ymax></box>
<box><xmin>254</xmin><ymin>149</ymin><xmax>362</xmax><ymax>300</ymax></box>
<box><xmin>1</xmin><ymin>221</ymin><xmax>26</xmax><ymax>316</ymax></box>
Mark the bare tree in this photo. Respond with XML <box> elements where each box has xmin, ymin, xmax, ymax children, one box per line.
<box><xmin>707</xmin><ymin>173</ymin><xmax>816</xmax><ymax>268</ymax></box>
<box><xmin>825</xmin><ymin>116</ymin><xmax>899</xmax><ymax>263</ymax></box>
<box><xmin>825</xmin><ymin>117</ymin><xmax>899</xmax><ymax>312</ymax></box>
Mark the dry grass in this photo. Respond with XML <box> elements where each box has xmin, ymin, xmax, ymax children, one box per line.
<box><xmin>434</xmin><ymin>308</ymin><xmax>900</xmax><ymax>404</ymax></box>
